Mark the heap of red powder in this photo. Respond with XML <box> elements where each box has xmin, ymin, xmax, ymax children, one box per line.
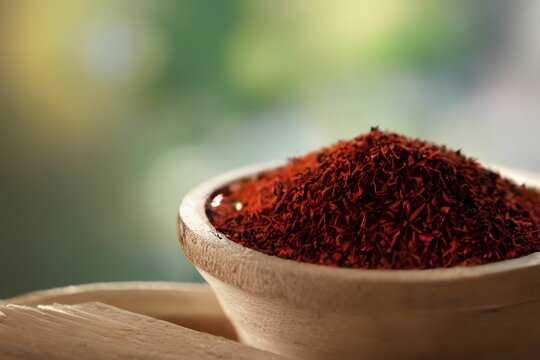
<box><xmin>207</xmin><ymin>129</ymin><xmax>540</xmax><ymax>269</ymax></box>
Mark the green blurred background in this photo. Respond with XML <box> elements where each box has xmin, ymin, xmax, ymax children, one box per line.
<box><xmin>1</xmin><ymin>0</ymin><xmax>539</xmax><ymax>298</ymax></box>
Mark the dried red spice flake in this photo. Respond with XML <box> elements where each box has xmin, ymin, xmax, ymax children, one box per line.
<box><xmin>206</xmin><ymin>128</ymin><xmax>540</xmax><ymax>269</ymax></box>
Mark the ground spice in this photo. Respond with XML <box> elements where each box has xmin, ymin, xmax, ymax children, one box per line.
<box><xmin>207</xmin><ymin>128</ymin><xmax>540</xmax><ymax>269</ymax></box>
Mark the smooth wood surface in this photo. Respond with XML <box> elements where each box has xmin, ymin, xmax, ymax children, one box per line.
<box><xmin>0</xmin><ymin>302</ymin><xmax>290</xmax><ymax>360</ymax></box>
<box><xmin>2</xmin><ymin>282</ymin><xmax>237</xmax><ymax>340</ymax></box>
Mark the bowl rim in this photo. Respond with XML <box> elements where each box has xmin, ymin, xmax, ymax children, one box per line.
<box><xmin>178</xmin><ymin>160</ymin><xmax>540</xmax><ymax>284</ymax></box>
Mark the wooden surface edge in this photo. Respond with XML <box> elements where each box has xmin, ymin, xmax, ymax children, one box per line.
<box><xmin>1</xmin><ymin>282</ymin><xmax>238</xmax><ymax>340</ymax></box>
<box><xmin>2</xmin><ymin>282</ymin><xmax>212</xmax><ymax>306</ymax></box>
<box><xmin>0</xmin><ymin>302</ymin><xmax>291</xmax><ymax>359</ymax></box>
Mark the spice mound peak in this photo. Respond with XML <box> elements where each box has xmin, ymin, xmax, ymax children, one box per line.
<box><xmin>207</xmin><ymin>129</ymin><xmax>540</xmax><ymax>269</ymax></box>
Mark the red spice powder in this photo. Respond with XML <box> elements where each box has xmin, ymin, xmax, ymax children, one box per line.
<box><xmin>207</xmin><ymin>129</ymin><xmax>540</xmax><ymax>269</ymax></box>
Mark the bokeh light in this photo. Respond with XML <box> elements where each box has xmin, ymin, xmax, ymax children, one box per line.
<box><xmin>1</xmin><ymin>0</ymin><xmax>538</xmax><ymax>297</ymax></box>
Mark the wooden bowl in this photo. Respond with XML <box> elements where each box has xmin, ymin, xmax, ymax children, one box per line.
<box><xmin>178</xmin><ymin>163</ymin><xmax>540</xmax><ymax>360</ymax></box>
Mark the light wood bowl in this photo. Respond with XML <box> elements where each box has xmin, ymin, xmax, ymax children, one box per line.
<box><xmin>178</xmin><ymin>163</ymin><xmax>540</xmax><ymax>360</ymax></box>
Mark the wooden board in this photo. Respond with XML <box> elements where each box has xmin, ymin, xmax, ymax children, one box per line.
<box><xmin>0</xmin><ymin>302</ymin><xmax>291</xmax><ymax>359</ymax></box>
<box><xmin>2</xmin><ymin>282</ymin><xmax>236</xmax><ymax>340</ymax></box>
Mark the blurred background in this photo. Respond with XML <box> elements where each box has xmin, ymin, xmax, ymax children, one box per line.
<box><xmin>1</xmin><ymin>0</ymin><xmax>539</xmax><ymax>298</ymax></box>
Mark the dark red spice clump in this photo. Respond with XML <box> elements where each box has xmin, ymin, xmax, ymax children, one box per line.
<box><xmin>207</xmin><ymin>129</ymin><xmax>540</xmax><ymax>269</ymax></box>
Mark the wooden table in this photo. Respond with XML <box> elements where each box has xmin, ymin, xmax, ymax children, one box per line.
<box><xmin>0</xmin><ymin>282</ymin><xmax>292</xmax><ymax>359</ymax></box>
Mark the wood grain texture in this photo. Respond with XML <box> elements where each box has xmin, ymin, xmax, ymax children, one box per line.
<box><xmin>2</xmin><ymin>282</ymin><xmax>237</xmax><ymax>340</ymax></box>
<box><xmin>0</xmin><ymin>302</ymin><xmax>290</xmax><ymax>360</ymax></box>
